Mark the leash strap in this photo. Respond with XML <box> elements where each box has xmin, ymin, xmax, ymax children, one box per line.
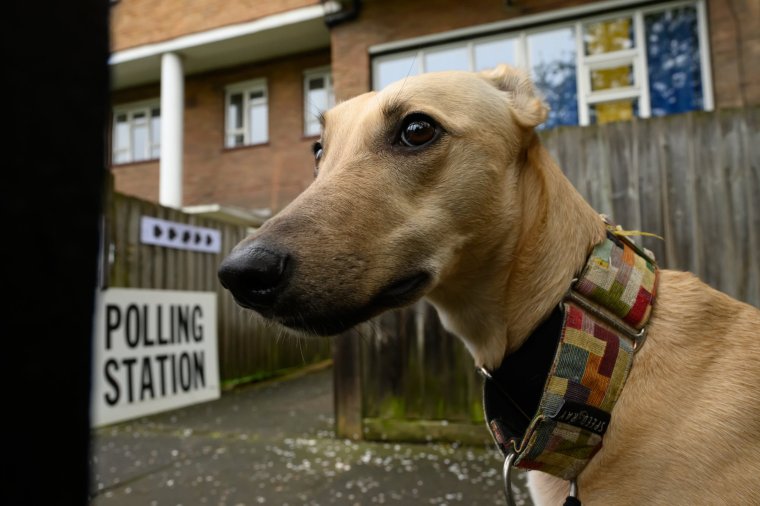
<box><xmin>483</xmin><ymin>224</ymin><xmax>659</xmax><ymax>498</ymax></box>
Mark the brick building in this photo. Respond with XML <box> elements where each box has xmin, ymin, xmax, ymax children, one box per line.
<box><xmin>109</xmin><ymin>0</ymin><xmax>759</xmax><ymax>221</ymax></box>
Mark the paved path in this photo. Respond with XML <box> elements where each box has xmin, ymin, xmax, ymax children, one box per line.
<box><xmin>90</xmin><ymin>364</ymin><xmax>532</xmax><ymax>506</ymax></box>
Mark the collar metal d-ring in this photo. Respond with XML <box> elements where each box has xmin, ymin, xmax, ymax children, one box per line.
<box><xmin>502</xmin><ymin>449</ymin><xmax>580</xmax><ymax>505</ymax></box>
<box><xmin>502</xmin><ymin>450</ymin><xmax>518</xmax><ymax>506</ymax></box>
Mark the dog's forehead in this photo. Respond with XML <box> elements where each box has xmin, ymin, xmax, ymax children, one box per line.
<box><xmin>384</xmin><ymin>71</ymin><xmax>495</xmax><ymax>107</ymax></box>
<box><xmin>321</xmin><ymin>92</ymin><xmax>382</xmax><ymax>140</ymax></box>
<box><xmin>380</xmin><ymin>70</ymin><xmax>487</xmax><ymax>98</ymax></box>
<box><xmin>327</xmin><ymin>91</ymin><xmax>376</xmax><ymax>122</ymax></box>
<box><xmin>325</xmin><ymin>71</ymin><xmax>495</xmax><ymax>133</ymax></box>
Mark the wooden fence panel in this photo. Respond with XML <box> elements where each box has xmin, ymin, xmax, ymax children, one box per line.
<box><xmin>105</xmin><ymin>192</ymin><xmax>331</xmax><ymax>384</ymax></box>
<box><xmin>341</xmin><ymin>107</ymin><xmax>760</xmax><ymax>441</ymax></box>
<box><xmin>541</xmin><ymin>108</ymin><xmax>760</xmax><ymax>304</ymax></box>
<box><xmin>358</xmin><ymin>302</ymin><xmax>487</xmax><ymax>443</ymax></box>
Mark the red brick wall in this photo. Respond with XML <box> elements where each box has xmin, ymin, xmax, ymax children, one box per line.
<box><xmin>110</xmin><ymin>0</ymin><xmax>321</xmax><ymax>51</ymax></box>
<box><xmin>707</xmin><ymin>0</ymin><xmax>760</xmax><ymax>108</ymax></box>
<box><xmin>111</xmin><ymin>162</ymin><xmax>160</xmax><ymax>203</ymax></box>
<box><xmin>111</xmin><ymin>49</ymin><xmax>330</xmax><ymax>212</ymax></box>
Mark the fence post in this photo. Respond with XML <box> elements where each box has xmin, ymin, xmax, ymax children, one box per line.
<box><xmin>333</xmin><ymin>329</ymin><xmax>363</xmax><ymax>440</ymax></box>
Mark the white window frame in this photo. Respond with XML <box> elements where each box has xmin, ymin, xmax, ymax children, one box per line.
<box><xmin>303</xmin><ymin>67</ymin><xmax>335</xmax><ymax>137</ymax></box>
<box><xmin>574</xmin><ymin>14</ymin><xmax>644</xmax><ymax>125</ymax></box>
<box><xmin>371</xmin><ymin>0</ymin><xmax>712</xmax><ymax>127</ymax></box>
<box><xmin>225</xmin><ymin>78</ymin><xmax>269</xmax><ymax>148</ymax></box>
<box><xmin>574</xmin><ymin>0</ymin><xmax>713</xmax><ymax>124</ymax></box>
<box><xmin>111</xmin><ymin>99</ymin><xmax>160</xmax><ymax>164</ymax></box>
<box><xmin>372</xmin><ymin>34</ymin><xmax>523</xmax><ymax>89</ymax></box>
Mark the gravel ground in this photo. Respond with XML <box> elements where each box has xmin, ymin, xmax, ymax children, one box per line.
<box><xmin>90</xmin><ymin>365</ymin><xmax>533</xmax><ymax>506</ymax></box>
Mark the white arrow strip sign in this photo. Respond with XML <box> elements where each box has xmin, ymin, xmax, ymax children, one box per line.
<box><xmin>140</xmin><ymin>216</ymin><xmax>222</xmax><ymax>253</ymax></box>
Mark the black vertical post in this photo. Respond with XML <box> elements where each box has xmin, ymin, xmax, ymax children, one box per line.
<box><xmin>3</xmin><ymin>0</ymin><xmax>109</xmax><ymax>504</ymax></box>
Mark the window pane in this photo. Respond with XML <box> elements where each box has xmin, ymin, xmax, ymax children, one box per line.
<box><xmin>307</xmin><ymin>88</ymin><xmax>329</xmax><ymax>115</ymax></box>
<box><xmin>112</xmin><ymin>106</ymin><xmax>160</xmax><ymax>163</ymax></box>
<box><xmin>474</xmin><ymin>38</ymin><xmax>516</xmax><ymax>71</ymax></box>
<box><xmin>305</xmin><ymin>119</ymin><xmax>321</xmax><ymax>137</ymax></box>
<box><xmin>249</xmin><ymin>103</ymin><xmax>268</xmax><ymax>144</ymax></box>
<box><xmin>528</xmin><ymin>28</ymin><xmax>578</xmax><ymax>129</ymax></box>
<box><xmin>113</xmin><ymin>150</ymin><xmax>130</xmax><ymax>164</ymax></box>
<box><xmin>590</xmin><ymin>98</ymin><xmax>638</xmax><ymax>124</ymax></box>
<box><xmin>113</xmin><ymin>112</ymin><xmax>129</xmax><ymax>163</ymax></box>
<box><xmin>306</xmin><ymin>87</ymin><xmax>328</xmax><ymax>137</ymax></box>
<box><xmin>227</xmin><ymin>93</ymin><xmax>243</xmax><ymax>131</ymax></box>
<box><xmin>150</xmin><ymin>113</ymin><xmax>160</xmax><ymax>151</ymax></box>
<box><xmin>132</xmin><ymin>123</ymin><xmax>148</xmax><ymax>161</ymax></box>
<box><xmin>226</xmin><ymin>134</ymin><xmax>244</xmax><ymax>148</ymax></box>
<box><xmin>249</xmin><ymin>90</ymin><xmax>265</xmax><ymax>101</ymax></box>
<box><xmin>308</xmin><ymin>76</ymin><xmax>325</xmax><ymax>90</ymax></box>
<box><xmin>424</xmin><ymin>46</ymin><xmax>470</xmax><ymax>72</ymax></box>
<box><xmin>375</xmin><ymin>56</ymin><xmax>419</xmax><ymax>90</ymax></box>
<box><xmin>590</xmin><ymin>64</ymin><xmax>634</xmax><ymax>91</ymax></box>
<box><xmin>584</xmin><ymin>17</ymin><xmax>634</xmax><ymax>55</ymax></box>
<box><xmin>114</xmin><ymin>116</ymin><xmax>129</xmax><ymax>151</ymax></box>
<box><xmin>645</xmin><ymin>6</ymin><xmax>703</xmax><ymax>116</ymax></box>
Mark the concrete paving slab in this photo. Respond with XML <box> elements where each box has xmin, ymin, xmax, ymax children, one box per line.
<box><xmin>90</xmin><ymin>365</ymin><xmax>533</xmax><ymax>506</ymax></box>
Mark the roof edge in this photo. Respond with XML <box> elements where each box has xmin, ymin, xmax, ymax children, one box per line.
<box><xmin>110</xmin><ymin>4</ymin><xmax>326</xmax><ymax>65</ymax></box>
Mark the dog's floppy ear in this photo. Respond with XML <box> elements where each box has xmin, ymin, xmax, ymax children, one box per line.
<box><xmin>480</xmin><ymin>64</ymin><xmax>548</xmax><ymax>129</ymax></box>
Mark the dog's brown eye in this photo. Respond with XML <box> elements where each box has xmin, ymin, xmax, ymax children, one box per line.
<box><xmin>400</xmin><ymin>114</ymin><xmax>438</xmax><ymax>147</ymax></box>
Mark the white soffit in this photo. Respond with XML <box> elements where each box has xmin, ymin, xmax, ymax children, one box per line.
<box><xmin>181</xmin><ymin>204</ymin><xmax>270</xmax><ymax>227</ymax></box>
<box><xmin>110</xmin><ymin>5</ymin><xmax>330</xmax><ymax>90</ymax></box>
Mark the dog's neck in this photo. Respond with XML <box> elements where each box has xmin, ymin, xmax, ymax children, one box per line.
<box><xmin>428</xmin><ymin>135</ymin><xmax>606</xmax><ymax>369</ymax></box>
<box><xmin>504</xmin><ymin>137</ymin><xmax>607</xmax><ymax>351</ymax></box>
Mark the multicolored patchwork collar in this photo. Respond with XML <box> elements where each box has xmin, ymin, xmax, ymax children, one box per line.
<box><xmin>481</xmin><ymin>222</ymin><xmax>659</xmax><ymax>504</ymax></box>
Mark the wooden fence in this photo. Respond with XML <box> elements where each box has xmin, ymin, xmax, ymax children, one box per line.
<box><xmin>103</xmin><ymin>190</ymin><xmax>331</xmax><ymax>385</ymax></box>
<box><xmin>542</xmin><ymin>107</ymin><xmax>760</xmax><ymax>305</ymax></box>
<box><xmin>335</xmin><ymin>106</ymin><xmax>760</xmax><ymax>442</ymax></box>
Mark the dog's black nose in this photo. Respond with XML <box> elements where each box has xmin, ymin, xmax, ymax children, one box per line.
<box><xmin>217</xmin><ymin>242</ymin><xmax>291</xmax><ymax>309</ymax></box>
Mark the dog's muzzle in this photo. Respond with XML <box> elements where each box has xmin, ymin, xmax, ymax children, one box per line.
<box><xmin>217</xmin><ymin>241</ymin><xmax>291</xmax><ymax>311</ymax></box>
<box><xmin>218</xmin><ymin>232</ymin><xmax>434</xmax><ymax>336</ymax></box>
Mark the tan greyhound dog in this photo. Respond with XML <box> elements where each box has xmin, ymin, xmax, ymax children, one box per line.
<box><xmin>218</xmin><ymin>64</ymin><xmax>760</xmax><ymax>505</ymax></box>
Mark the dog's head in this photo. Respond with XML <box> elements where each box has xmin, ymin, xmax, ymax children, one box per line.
<box><xmin>218</xmin><ymin>64</ymin><xmax>547</xmax><ymax>337</ymax></box>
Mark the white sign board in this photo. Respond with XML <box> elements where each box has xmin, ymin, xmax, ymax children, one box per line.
<box><xmin>140</xmin><ymin>216</ymin><xmax>221</xmax><ymax>253</ymax></box>
<box><xmin>91</xmin><ymin>288</ymin><xmax>220</xmax><ymax>427</ymax></box>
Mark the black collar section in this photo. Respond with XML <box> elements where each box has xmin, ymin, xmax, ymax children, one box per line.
<box><xmin>482</xmin><ymin>307</ymin><xmax>563</xmax><ymax>447</ymax></box>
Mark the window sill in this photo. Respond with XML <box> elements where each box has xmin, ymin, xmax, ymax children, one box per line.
<box><xmin>222</xmin><ymin>142</ymin><xmax>270</xmax><ymax>153</ymax></box>
<box><xmin>110</xmin><ymin>158</ymin><xmax>159</xmax><ymax>169</ymax></box>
